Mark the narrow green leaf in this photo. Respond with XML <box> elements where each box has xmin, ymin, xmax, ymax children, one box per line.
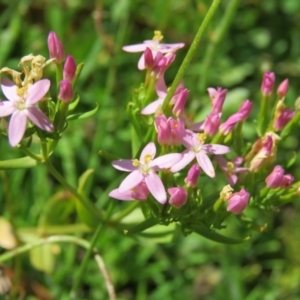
<box><xmin>0</xmin><ymin>157</ymin><xmax>39</xmax><ymax>169</ymax></box>
<box><xmin>124</xmin><ymin>217</ymin><xmax>159</xmax><ymax>235</ymax></box>
<box><xmin>67</xmin><ymin>103</ymin><xmax>99</xmax><ymax>121</ymax></box>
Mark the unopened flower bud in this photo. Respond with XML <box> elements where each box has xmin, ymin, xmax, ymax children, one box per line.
<box><xmin>168</xmin><ymin>186</ymin><xmax>188</xmax><ymax>208</ymax></box>
<box><xmin>59</xmin><ymin>80</ymin><xmax>73</xmax><ymax>102</ymax></box>
<box><xmin>261</xmin><ymin>71</ymin><xmax>275</xmax><ymax>97</ymax></box>
<box><xmin>281</xmin><ymin>174</ymin><xmax>294</xmax><ymax>188</ymax></box>
<box><xmin>184</xmin><ymin>164</ymin><xmax>201</xmax><ymax>188</ymax></box>
<box><xmin>203</xmin><ymin>112</ymin><xmax>220</xmax><ymax>136</ymax></box>
<box><xmin>63</xmin><ymin>55</ymin><xmax>76</xmax><ymax>82</ymax></box>
<box><xmin>47</xmin><ymin>31</ymin><xmax>66</xmax><ymax>63</ymax></box>
<box><xmin>277</xmin><ymin>79</ymin><xmax>289</xmax><ymax>98</ymax></box>
<box><xmin>227</xmin><ymin>188</ymin><xmax>249</xmax><ymax>214</ymax></box>
<box><xmin>172</xmin><ymin>88</ymin><xmax>189</xmax><ymax>117</ymax></box>
<box><xmin>155</xmin><ymin>115</ymin><xmax>172</xmax><ymax>145</ymax></box>
<box><xmin>239</xmin><ymin>99</ymin><xmax>253</xmax><ymax>120</ymax></box>
<box><xmin>273</xmin><ymin>107</ymin><xmax>294</xmax><ymax>131</ymax></box>
<box><xmin>265</xmin><ymin>165</ymin><xmax>284</xmax><ymax>188</ymax></box>
<box><xmin>207</xmin><ymin>87</ymin><xmax>227</xmax><ymax>114</ymax></box>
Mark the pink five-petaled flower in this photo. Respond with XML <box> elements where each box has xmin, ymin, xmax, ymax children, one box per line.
<box><xmin>0</xmin><ymin>78</ymin><xmax>54</xmax><ymax>147</ymax></box>
<box><xmin>227</xmin><ymin>188</ymin><xmax>250</xmax><ymax>214</ymax></box>
<box><xmin>122</xmin><ymin>30</ymin><xmax>184</xmax><ymax>70</ymax></box>
<box><xmin>170</xmin><ymin>131</ymin><xmax>230</xmax><ymax>177</ymax></box>
<box><xmin>111</xmin><ymin>142</ymin><xmax>182</xmax><ymax>204</ymax></box>
<box><xmin>215</xmin><ymin>156</ymin><xmax>248</xmax><ymax>186</ymax></box>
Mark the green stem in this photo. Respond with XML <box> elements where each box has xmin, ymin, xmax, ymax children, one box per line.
<box><xmin>200</xmin><ymin>0</ymin><xmax>240</xmax><ymax>91</ymax></box>
<box><xmin>44</xmin><ymin>158</ymin><xmax>102</xmax><ymax>221</ymax></box>
<box><xmin>19</xmin><ymin>144</ymin><xmax>43</xmax><ymax>162</ymax></box>
<box><xmin>0</xmin><ymin>235</ymin><xmax>116</xmax><ymax>300</ymax></box>
<box><xmin>161</xmin><ymin>0</ymin><xmax>222</xmax><ymax>112</ymax></box>
<box><xmin>71</xmin><ymin>201</ymin><xmax>115</xmax><ymax>298</ymax></box>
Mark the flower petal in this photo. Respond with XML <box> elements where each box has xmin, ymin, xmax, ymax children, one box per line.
<box><xmin>119</xmin><ymin>170</ymin><xmax>144</xmax><ymax>193</ymax></box>
<box><xmin>140</xmin><ymin>142</ymin><xmax>156</xmax><ymax>161</ymax></box>
<box><xmin>196</xmin><ymin>152</ymin><xmax>215</xmax><ymax>178</ymax></box>
<box><xmin>109</xmin><ymin>188</ymin><xmax>135</xmax><ymax>201</ymax></box>
<box><xmin>203</xmin><ymin>144</ymin><xmax>230</xmax><ymax>155</ymax></box>
<box><xmin>155</xmin><ymin>77</ymin><xmax>167</xmax><ymax>98</ymax></box>
<box><xmin>1</xmin><ymin>78</ymin><xmax>19</xmax><ymax>102</ymax></box>
<box><xmin>26</xmin><ymin>107</ymin><xmax>54</xmax><ymax>132</ymax></box>
<box><xmin>112</xmin><ymin>159</ymin><xmax>137</xmax><ymax>172</ymax></box>
<box><xmin>122</xmin><ymin>43</ymin><xmax>149</xmax><ymax>53</ymax></box>
<box><xmin>26</xmin><ymin>79</ymin><xmax>50</xmax><ymax>104</ymax></box>
<box><xmin>138</xmin><ymin>53</ymin><xmax>146</xmax><ymax>70</ymax></box>
<box><xmin>141</xmin><ymin>98</ymin><xmax>163</xmax><ymax>115</ymax></box>
<box><xmin>170</xmin><ymin>150</ymin><xmax>195</xmax><ymax>173</ymax></box>
<box><xmin>158</xmin><ymin>42</ymin><xmax>185</xmax><ymax>53</ymax></box>
<box><xmin>8</xmin><ymin>111</ymin><xmax>27</xmax><ymax>147</ymax></box>
<box><xmin>0</xmin><ymin>101</ymin><xmax>15</xmax><ymax>117</ymax></box>
<box><xmin>145</xmin><ymin>172</ymin><xmax>166</xmax><ymax>204</ymax></box>
<box><xmin>151</xmin><ymin>153</ymin><xmax>182</xmax><ymax>170</ymax></box>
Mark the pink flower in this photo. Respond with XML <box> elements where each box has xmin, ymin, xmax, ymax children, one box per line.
<box><xmin>207</xmin><ymin>87</ymin><xmax>228</xmax><ymax>113</ymax></box>
<box><xmin>109</xmin><ymin>181</ymin><xmax>149</xmax><ymax>201</ymax></box>
<box><xmin>227</xmin><ymin>188</ymin><xmax>250</xmax><ymax>214</ymax></box>
<box><xmin>265</xmin><ymin>165</ymin><xmax>294</xmax><ymax>188</ymax></box>
<box><xmin>63</xmin><ymin>55</ymin><xmax>77</xmax><ymax>82</ymax></box>
<box><xmin>184</xmin><ymin>164</ymin><xmax>201</xmax><ymax>188</ymax></box>
<box><xmin>171</xmin><ymin>131</ymin><xmax>230</xmax><ymax>177</ymax></box>
<box><xmin>111</xmin><ymin>142</ymin><xmax>182</xmax><ymax>204</ymax></box>
<box><xmin>277</xmin><ymin>79</ymin><xmax>289</xmax><ymax>98</ymax></box>
<box><xmin>215</xmin><ymin>156</ymin><xmax>248</xmax><ymax>186</ymax></box>
<box><xmin>59</xmin><ymin>80</ymin><xmax>73</xmax><ymax>102</ymax></box>
<box><xmin>122</xmin><ymin>31</ymin><xmax>184</xmax><ymax>70</ymax></box>
<box><xmin>141</xmin><ymin>77</ymin><xmax>185</xmax><ymax>115</ymax></box>
<box><xmin>261</xmin><ymin>71</ymin><xmax>275</xmax><ymax>97</ymax></box>
<box><xmin>273</xmin><ymin>107</ymin><xmax>294</xmax><ymax>131</ymax></box>
<box><xmin>202</xmin><ymin>112</ymin><xmax>221</xmax><ymax>136</ymax></box>
<box><xmin>0</xmin><ymin>78</ymin><xmax>54</xmax><ymax>147</ymax></box>
<box><xmin>47</xmin><ymin>31</ymin><xmax>65</xmax><ymax>63</ymax></box>
<box><xmin>168</xmin><ymin>186</ymin><xmax>188</xmax><ymax>208</ymax></box>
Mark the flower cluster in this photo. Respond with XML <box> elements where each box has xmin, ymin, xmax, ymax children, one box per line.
<box><xmin>108</xmin><ymin>31</ymin><xmax>299</xmax><ymax>238</ymax></box>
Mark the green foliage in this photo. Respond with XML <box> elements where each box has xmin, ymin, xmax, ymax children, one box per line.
<box><xmin>0</xmin><ymin>0</ymin><xmax>300</xmax><ymax>299</ymax></box>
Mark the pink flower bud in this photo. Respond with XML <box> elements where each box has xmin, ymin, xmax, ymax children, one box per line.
<box><xmin>59</xmin><ymin>80</ymin><xmax>73</xmax><ymax>102</ymax></box>
<box><xmin>155</xmin><ymin>115</ymin><xmax>172</xmax><ymax>145</ymax></box>
<box><xmin>219</xmin><ymin>113</ymin><xmax>243</xmax><ymax>135</ymax></box>
<box><xmin>227</xmin><ymin>188</ymin><xmax>249</xmax><ymax>214</ymax></box>
<box><xmin>184</xmin><ymin>164</ymin><xmax>201</xmax><ymax>188</ymax></box>
<box><xmin>239</xmin><ymin>100</ymin><xmax>253</xmax><ymax>120</ymax></box>
<box><xmin>207</xmin><ymin>87</ymin><xmax>227</xmax><ymax>114</ymax></box>
<box><xmin>144</xmin><ymin>47</ymin><xmax>154</xmax><ymax>69</ymax></box>
<box><xmin>63</xmin><ymin>55</ymin><xmax>77</xmax><ymax>82</ymax></box>
<box><xmin>281</xmin><ymin>174</ymin><xmax>294</xmax><ymax>188</ymax></box>
<box><xmin>47</xmin><ymin>31</ymin><xmax>66</xmax><ymax>63</ymax></box>
<box><xmin>169</xmin><ymin>118</ymin><xmax>185</xmax><ymax>146</ymax></box>
<box><xmin>265</xmin><ymin>165</ymin><xmax>284</xmax><ymax>188</ymax></box>
<box><xmin>273</xmin><ymin>107</ymin><xmax>294</xmax><ymax>131</ymax></box>
<box><xmin>203</xmin><ymin>112</ymin><xmax>220</xmax><ymax>136</ymax></box>
<box><xmin>277</xmin><ymin>79</ymin><xmax>289</xmax><ymax>98</ymax></box>
<box><xmin>168</xmin><ymin>186</ymin><xmax>188</xmax><ymax>208</ymax></box>
<box><xmin>249</xmin><ymin>135</ymin><xmax>273</xmax><ymax>172</ymax></box>
<box><xmin>172</xmin><ymin>88</ymin><xmax>189</xmax><ymax>117</ymax></box>
<box><xmin>261</xmin><ymin>71</ymin><xmax>275</xmax><ymax>97</ymax></box>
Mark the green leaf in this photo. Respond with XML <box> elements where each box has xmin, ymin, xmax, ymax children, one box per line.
<box><xmin>124</xmin><ymin>217</ymin><xmax>159</xmax><ymax>235</ymax></box>
<box><xmin>68</xmin><ymin>95</ymin><xmax>80</xmax><ymax>112</ymax></box>
<box><xmin>78</xmin><ymin>169</ymin><xmax>94</xmax><ymax>196</ymax></box>
<box><xmin>67</xmin><ymin>103</ymin><xmax>99</xmax><ymax>121</ymax></box>
<box><xmin>30</xmin><ymin>243</ymin><xmax>56</xmax><ymax>274</ymax></box>
<box><xmin>0</xmin><ymin>157</ymin><xmax>39</xmax><ymax>169</ymax></box>
<box><xmin>189</xmin><ymin>224</ymin><xmax>250</xmax><ymax>244</ymax></box>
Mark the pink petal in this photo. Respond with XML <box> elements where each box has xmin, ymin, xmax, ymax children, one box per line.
<box><xmin>145</xmin><ymin>172</ymin><xmax>166</xmax><ymax>204</ymax></box>
<box><xmin>0</xmin><ymin>101</ymin><xmax>15</xmax><ymax>117</ymax></box>
<box><xmin>171</xmin><ymin>150</ymin><xmax>195</xmax><ymax>173</ymax></box>
<box><xmin>137</xmin><ymin>53</ymin><xmax>146</xmax><ymax>70</ymax></box>
<box><xmin>26</xmin><ymin>79</ymin><xmax>50</xmax><ymax>104</ymax></box>
<box><xmin>196</xmin><ymin>152</ymin><xmax>215</xmax><ymax>178</ymax></box>
<box><xmin>232</xmin><ymin>156</ymin><xmax>243</xmax><ymax>166</ymax></box>
<box><xmin>140</xmin><ymin>142</ymin><xmax>156</xmax><ymax>161</ymax></box>
<box><xmin>155</xmin><ymin>77</ymin><xmax>167</xmax><ymax>98</ymax></box>
<box><xmin>122</xmin><ymin>43</ymin><xmax>149</xmax><ymax>53</ymax></box>
<box><xmin>26</xmin><ymin>107</ymin><xmax>54</xmax><ymax>132</ymax></box>
<box><xmin>119</xmin><ymin>170</ymin><xmax>144</xmax><ymax>193</ymax></box>
<box><xmin>141</xmin><ymin>98</ymin><xmax>163</xmax><ymax>115</ymax></box>
<box><xmin>180</xmin><ymin>130</ymin><xmax>194</xmax><ymax>149</ymax></box>
<box><xmin>158</xmin><ymin>43</ymin><xmax>185</xmax><ymax>53</ymax></box>
<box><xmin>1</xmin><ymin>78</ymin><xmax>19</xmax><ymax>102</ymax></box>
<box><xmin>203</xmin><ymin>144</ymin><xmax>230</xmax><ymax>155</ymax></box>
<box><xmin>8</xmin><ymin>111</ymin><xmax>27</xmax><ymax>147</ymax></box>
<box><xmin>109</xmin><ymin>188</ymin><xmax>135</xmax><ymax>201</ymax></box>
<box><xmin>151</xmin><ymin>153</ymin><xmax>182</xmax><ymax>170</ymax></box>
<box><xmin>112</xmin><ymin>159</ymin><xmax>137</xmax><ymax>172</ymax></box>
<box><xmin>226</xmin><ymin>174</ymin><xmax>238</xmax><ymax>186</ymax></box>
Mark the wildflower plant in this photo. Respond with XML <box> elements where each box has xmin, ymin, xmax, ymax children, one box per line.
<box><xmin>0</xmin><ymin>1</ymin><xmax>300</xmax><ymax>298</ymax></box>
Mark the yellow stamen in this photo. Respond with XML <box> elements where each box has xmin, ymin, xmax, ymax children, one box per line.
<box><xmin>226</xmin><ymin>161</ymin><xmax>235</xmax><ymax>174</ymax></box>
<box><xmin>143</xmin><ymin>154</ymin><xmax>153</xmax><ymax>164</ymax></box>
<box><xmin>197</xmin><ymin>133</ymin><xmax>207</xmax><ymax>143</ymax></box>
<box><xmin>132</xmin><ymin>159</ymin><xmax>140</xmax><ymax>167</ymax></box>
<box><xmin>153</xmin><ymin>30</ymin><xmax>163</xmax><ymax>42</ymax></box>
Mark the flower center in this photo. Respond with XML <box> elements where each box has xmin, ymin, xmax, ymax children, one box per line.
<box><xmin>227</xmin><ymin>162</ymin><xmax>235</xmax><ymax>174</ymax></box>
<box><xmin>220</xmin><ymin>185</ymin><xmax>233</xmax><ymax>201</ymax></box>
<box><xmin>152</xmin><ymin>30</ymin><xmax>163</xmax><ymax>50</ymax></box>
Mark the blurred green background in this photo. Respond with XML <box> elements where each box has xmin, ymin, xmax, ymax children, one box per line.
<box><xmin>0</xmin><ymin>0</ymin><xmax>300</xmax><ymax>299</ymax></box>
